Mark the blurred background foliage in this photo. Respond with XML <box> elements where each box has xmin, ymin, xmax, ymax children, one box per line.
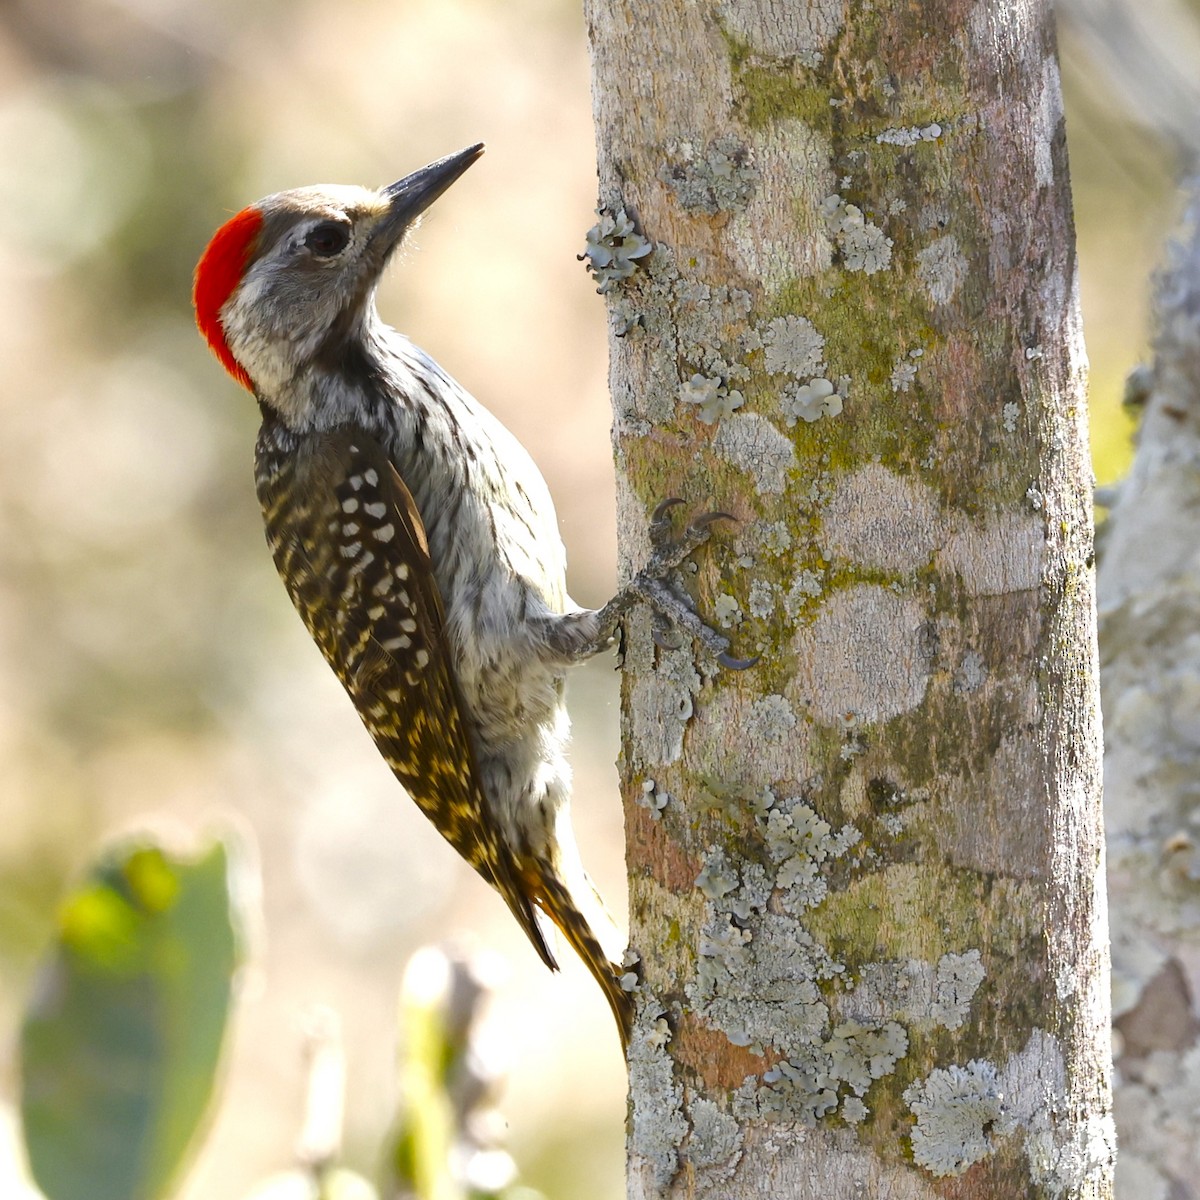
<box><xmin>20</xmin><ymin>839</ymin><xmax>241</xmax><ymax>1200</ymax></box>
<box><xmin>0</xmin><ymin>0</ymin><xmax>1197</xmax><ymax>1196</ymax></box>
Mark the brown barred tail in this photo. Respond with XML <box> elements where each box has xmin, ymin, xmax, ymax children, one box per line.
<box><xmin>491</xmin><ymin>858</ymin><xmax>559</xmax><ymax>974</ymax></box>
<box><xmin>528</xmin><ymin>862</ymin><xmax>634</xmax><ymax>1049</ymax></box>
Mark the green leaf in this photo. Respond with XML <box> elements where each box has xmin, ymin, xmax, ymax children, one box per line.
<box><xmin>19</xmin><ymin>835</ymin><xmax>244</xmax><ymax>1200</ymax></box>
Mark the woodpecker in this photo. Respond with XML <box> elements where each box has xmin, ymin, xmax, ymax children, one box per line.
<box><xmin>193</xmin><ymin>144</ymin><xmax>750</xmax><ymax>1047</ymax></box>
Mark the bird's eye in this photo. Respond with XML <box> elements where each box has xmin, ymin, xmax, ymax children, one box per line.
<box><xmin>305</xmin><ymin>221</ymin><xmax>351</xmax><ymax>257</ymax></box>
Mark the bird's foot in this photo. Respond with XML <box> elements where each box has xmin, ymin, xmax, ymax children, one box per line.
<box><xmin>604</xmin><ymin>498</ymin><xmax>759</xmax><ymax>670</ymax></box>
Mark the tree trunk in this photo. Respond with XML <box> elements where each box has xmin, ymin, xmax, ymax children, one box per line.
<box><xmin>583</xmin><ymin>1</ymin><xmax>1113</xmax><ymax>1196</ymax></box>
<box><xmin>1100</xmin><ymin>182</ymin><xmax>1200</xmax><ymax>1199</ymax></box>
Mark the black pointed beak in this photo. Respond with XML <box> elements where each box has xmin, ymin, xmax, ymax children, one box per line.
<box><xmin>374</xmin><ymin>143</ymin><xmax>484</xmax><ymax>252</ymax></box>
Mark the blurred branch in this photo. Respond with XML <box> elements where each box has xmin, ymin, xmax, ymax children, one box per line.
<box><xmin>1059</xmin><ymin>0</ymin><xmax>1200</xmax><ymax>163</ymax></box>
<box><xmin>244</xmin><ymin>1008</ymin><xmax>376</xmax><ymax>1200</ymax></box>
<box><xmin>387</xmin><ymin>946</ymin><xmax>541</xmax><ymax>1200</ymax></box>
<box><xmin>297</xmin><ymin>1009</ymin><xmax>348</xmax><ymax>1178</ymax></box>
<box><xmin>1098</xmin><ymin>178</ymin><xmax>1200</xmax><ymax>1197</ymax></box>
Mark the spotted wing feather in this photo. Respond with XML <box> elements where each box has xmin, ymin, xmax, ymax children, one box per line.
<box><xmin>255</xmin><ymin>423</ymin><xmax>555</xmax><ymax>970</ymax></box>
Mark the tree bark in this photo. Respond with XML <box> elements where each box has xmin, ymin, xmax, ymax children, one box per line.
<box><xmin>1100</xmin><ymin>182</ymin><xmax>1200</xmax><ymax>1199</ymax></box>
<box><xmin>583</xmin><ymin>1</ymin><xmax>1113</xmax><ymax>1196</ymax></box>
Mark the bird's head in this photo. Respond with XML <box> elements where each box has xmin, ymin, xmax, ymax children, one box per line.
<box><xmin>193</xmin><ymin>143</ymin><xmax>484</xmax><ymax>400</ymax></box>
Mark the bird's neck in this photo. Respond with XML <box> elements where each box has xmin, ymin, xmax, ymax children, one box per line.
<box><xmin>256</xmin><ymin>313</ymin><xmax>405</xmax><ymax>435</ymax></box>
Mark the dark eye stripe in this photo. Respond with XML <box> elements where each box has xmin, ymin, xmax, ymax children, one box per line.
<box><xmin>305</xmin><ymin>221</ymin><xmax>351</xmax><ymax>257</ymax></box>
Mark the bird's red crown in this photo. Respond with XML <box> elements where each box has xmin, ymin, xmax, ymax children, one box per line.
<box><xmin>193</xmin><ymin>207</ymin><xmax>264</xmax><ymax>391</ymax></box>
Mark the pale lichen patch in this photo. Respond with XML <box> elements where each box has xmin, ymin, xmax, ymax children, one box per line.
<box><xmin>683</xmin><ymin>1096</ymin><xmax>744</xmax><ymax>1190</ymax></box>
<box><xmin>819</xmin><ymin>463</ymin><xmax>940</xmax><ymax>573</ymax></box>
<box><xmin>617</xmin><ymin>244</ymin><xmax>760</xmax><ymax>428</ymax></box>
<box><xmin>580</xmin><ymin>207</ymin><xmax>653</xmax><ymax>293</ymax></box>
<box><xmin>713</xmin><ymin>592</ymin><xmax>744</xmax><ymax>628</ymax></box>
<box><xmin>680</xmin><ymin>372</ymin><xmax>745</xmax><ymax>424</ymax></box>
<box><xmin>784</xmin><ymin>568</ymin><xmax>824</xmax><ymax>618</ymax></box>
<box><xmin>826</xmin><ymin>1020</ymin><xmax>909</xmax><ymax>1095</ymax></box>
<box><xmin>657</xmin><ymin>250</ymin><xmax>758</xmax><ymax>379</ymax></box>
<box><xmin>687</xmin><ymin>791</ymin><xmax>860</xmax><ymax>1057</ymax></box>
<box><xmin>781</xmin><ymin>376</ymin><xmax>844</xmax><ymax>424</ymax></box>
<box><xmin>629</xmin><ymin>998</ymin><xmax>689</xmax><ymax>1191</ymax></box>
<box><xmin>823</xmin><ymin>194</ymin><xmax>894</xmax><ymax>274</ymax></box>
<box><xmin>749</xmin><ymin>693</ymin><xmax>797</xmax><ymax>742</ymax></box>
<box><xmin>638</xmin><ymin>778</ymin><xmax>670</xmax><ymax>820</ymax></box>
<box><xmin>733</xmin><ymin>1012</ymin><xmax>908</xmax><ymax>1125</ymax></box>
<box><xmin>702</xmin><ymin>907</ymin><xmax>834</xmax><ymax>1025</ymax></box>
<box><xmin>930</xmin><ymin>950</ymin><xmax>986</xmax><ymax>1030</ymax></box>
<box><xmin>699</xmin><ymin>911</ymin><xmax>752</xmax><ymax>966</ymax></box>
<box><xmin>764</xmin><ymin>793</ymin><xmax>860</xmax><ymax>912</ymax></box>
<box><xmin>692</xmin><ymin>909</ymin><xmax>837</xmax><ymax>1056</ymax></box>
<box><xmin>916</xmin><ymin>235</ymin><xmax>969</xmax><ymax>305</ymax></box>
<box><xmin>729</xmin><ymin>120</ymin><xmax>834</xmax><ymax>288</ymax></box>
<box><xmin>696</xmin><ymin>848</ymin><xmax>740</xmax><ymax>903</ymax></box>
<box><xmin>712</xmin><ymin>412</ymin><xmax>797</xmax><ymax>495</ymax></box>
<box><xmin>844</xmin><ymin>951</ymin><xmax>986</xmax><ymax>1032</ymax></box>
<box><xmin>660</xmin><ymin>135</ymin><xmax>759</xmax><ymax>213</ymax></box>
<box><xmin>748</xmin><ymin>578</ymin><xmax>777</xmax><ymax>619</ymax></box>
<box><xmin>876</xmin><ymin>123</ymin><xmax>944</xmax><ymax>146</ymax></box>
<box><xmin>629</xmin><ymin>643</ymin><xmax>702</xmax><ymax>766</ymax></box>
<box><xmin>790</xmin><ymin>585</ymin><xmax>933</xmax><ymax>723</ymax></box>
<box><xmin>940</xmin><ymin>510</ymin><xmax>1043</xmax><ymax>596</ymax></box>
<box><xmin>890</xmin><ymin>358</ymin><xmax>918</xmax><ymax>392</ymax></box>
<box><xmin>757</xmin><ymin>521</ymin><xmax>793</xmax><ymax>554</ymax></box>
<box><xmin>905</xmin><ymin>1059</ymin><xmax>1003</xmax><ymax>1176</ymax></box>
<box><xmin>904</xmin><ymin>1031</ymin><xmax>1113</xmax><ymax>1190</ymax></box>
<box><xmin>999</xmin><ymin>1029</ymin><xmax>1115</xmax><ymax>1196</ymax></box>
<box><xmin>761</xmin><ymin>314</ymin><xmax>825</xmax><ymax>377</ymax></box>
<box><xmin>953</xmin><ymin>649</ymin><xmax>987</xmax><ymax>694</ymax></box>
<box><xmin>697</xmin><ymin>847</ymin><xmax>771</xmax><ymax>925</ymax></box>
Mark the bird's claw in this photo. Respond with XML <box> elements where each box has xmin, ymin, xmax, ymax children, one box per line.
<box><xmin>652</xmin><ymin>613</ymin><xmax>685</xmax><ymax>652</ymax></box>
<box><xmin>651</xmin><ymin>497</ymin><xmax>686</xmax><ymax>522</ymax></box>
<box><xmin>649</xmin><ymin>497</ymin><xmax>686</xmax><ymax>548</ymax></box>
<box><xmin>635</xmin><ymin>497</ymin><xmax>758</xmax><ymax>673</ymax></box>
<box><xmin>687</xmin><ymin>510</ymin><xmax>736</xmax><ymax>535</ymax></box>
<box><xmin>718</xmin><ymin>650</ymin><xmax>761</xmax><ymax>671</ymax></box>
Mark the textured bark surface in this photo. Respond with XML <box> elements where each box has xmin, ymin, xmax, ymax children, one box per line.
<box><xmin>1101</xmin><ymin>184</ymin><xmax>1200</xmax><ymax>1199</ymax></box>
<box><xmin>584</xmin><ymin>1</ymin><xmax>1112</xmax><ymax>1197</ymax></box>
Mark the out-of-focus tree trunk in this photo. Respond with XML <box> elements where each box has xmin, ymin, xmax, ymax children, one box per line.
<box><xmin>1100</xmin><ymin>182</ymin><xmax>1200</xmax><ymax>1199</ymax></box>
<box><xmin>584</xmin><ymin>1</ymin><xmax>1112</xmax><ymax>1195</ymax></box>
